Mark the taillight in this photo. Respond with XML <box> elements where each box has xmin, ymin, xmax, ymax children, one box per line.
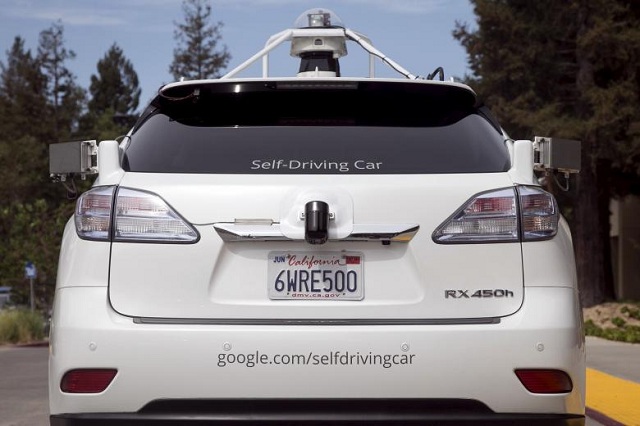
<box><xmin>74</xmin><ymin>186</ymin><xmax>199</xmax><ymax>243</ymax></box>
<box><xmin>432</xmin><ymin>186</ymin><xmax>558</xmax><ymax>244</ymax></box>
<box><xmin>114</xmin><ymin>188</ymin><xmax>199</xmax><ymax>242</ymax></box>
<box><xmin>519</xmin><ymin>186</ymin><xmax>558</xmax><ymax>240</ymax></box>
<box><xmin>75</xmin><ymin>186</ymin><xmax>115</xmax><ymax>240</ymax></box>
<box><xmin>515</xmin><ymin>369</ymin><xmax>573</xmax><ymax>394</ymax></box>
<box><xmin>60</xmin><ymin>368</ymin><xmax>117</xmax><ymax>393</ymax></box>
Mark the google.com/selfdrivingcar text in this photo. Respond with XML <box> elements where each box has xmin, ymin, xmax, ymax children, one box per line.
<box><xmin>217</xmin><ymin>351</ymin><xmax>416</xmax><ymax>369</ymax></box>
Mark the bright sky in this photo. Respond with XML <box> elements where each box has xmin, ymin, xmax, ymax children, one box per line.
<box><xmin>0</xmin><ymin>0</ymin><xmax>476</xmax><ymax>110</ymax></box>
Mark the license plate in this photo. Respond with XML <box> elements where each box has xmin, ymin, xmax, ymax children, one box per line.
<box><xmin>268</xmin><ymin>252</ymin><xmax>364</xmax><ymax>300</ymax></box>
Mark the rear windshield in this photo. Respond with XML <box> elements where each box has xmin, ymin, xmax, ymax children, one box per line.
<box><xmin>123</xmin><ymin>81</ymin><xmax>510</xmax><ymax>174</ymax></box>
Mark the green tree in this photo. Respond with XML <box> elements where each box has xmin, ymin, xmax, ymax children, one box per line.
<box><xmin>87</xmin><ymin>43</ymin><xmax>140</xmax><ymax>117</ymax></box>
<box><xmin>169</xmin><ymin>0</ymin><xmax>231</xmax><ymax>80</ymax></box>
<box><xmin>0</xmin><ymin>37</ymin><xmax>48</xmax><ymax>142</ymax></box>
<box><xmin>0</xmin><ymin>29</ymin><xmax>84</xmax><ymax>313</ymax></box>
<box><xmin>80</xmin><ymin>43</ymin><xmax>140</xmax><ymax>139</ymax></box>
<box><xmin>0</xmin><ymin>198</ymin><xmax>74</xmax><ymax>312</ymax></box>
<box><xmin>0</xmin><ymin>135</ymin><xmax>49</xmax><ymax>203</ymax></box>
<box><xmin>37</xmin><ymin>20</ymin><xmax>86</xmax><ymax>141</ymax></box>
<box><xmin>0</xmin><ymin>37</ymin><xmax>51</xmax><ymax>204</ymax></box>
<box><xmin>453</xmin><ymin>0</ymin><xmax>640</xmax><ymax>307</ymax></box>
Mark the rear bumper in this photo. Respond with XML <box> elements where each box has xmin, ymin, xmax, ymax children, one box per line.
<box><xmin>49</xmin><ymin>286</ymin><xmax>585</xmax><ymax>419</ymax></box>
<box><xmin>51</xmin><ymin>398</ymin><xmax>585</xmax><ymax>425</ymax></box>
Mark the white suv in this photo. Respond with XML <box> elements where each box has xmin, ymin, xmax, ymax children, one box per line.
<box><xmin>48</xmin><ymin>8</ymin><xmax>586</xmax><ymax>426</ymax></box>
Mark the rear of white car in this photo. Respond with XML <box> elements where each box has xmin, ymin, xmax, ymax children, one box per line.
<box><xmin>49</xmin><ymin>10</ymin><xmax>585</xmax><ymax>426</ymax></box>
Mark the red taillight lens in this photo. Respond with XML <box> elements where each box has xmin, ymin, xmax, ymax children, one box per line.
<box><xmin>465</xmin><ymin>195</ymin><xmax>515</xmax><ymax>215</ymax></box>
<box><xmin>60</xmin><ymin>369</ymin><xmax>117</xmax><ymax>393</ymax></box>
<box><xmin>515</xmin><ymin>369</ymin><xmax>573</xmax><ymax>394</ymax></box>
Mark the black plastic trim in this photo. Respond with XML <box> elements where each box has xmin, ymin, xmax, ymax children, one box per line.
<box><xmin>51</xmin><ymin>398</ymin><xmax>585</xmax><ymax>425</ymax></box>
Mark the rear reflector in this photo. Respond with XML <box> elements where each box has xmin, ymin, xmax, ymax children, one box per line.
<box><xmin>515</xmin><ymin>369</ymin><xmax>573</xmax><ymax>394</ymax></box>
<box><xmin>60</xmin><ymin>369</ymin><xmax>117</xmax><ymax>393</ymax></box>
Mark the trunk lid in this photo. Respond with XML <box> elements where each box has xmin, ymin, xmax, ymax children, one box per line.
<box><xmin>108</xmin><ymin>79</ymin><xmax>521</xmax><ymax>321</ymax></box>
<box><xmin>108</xmin><ymin>172</ymin><xmax>523</xmax><ymax>321</ymax></box>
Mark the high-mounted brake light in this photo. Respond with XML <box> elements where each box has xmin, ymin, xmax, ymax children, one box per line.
<box><xmin>432</xmin><ymin>186</ymin><xmax>558</xmax><ymax>244</ymax></box>
<box><xmin>74</xmin><ymin>186</ymin><xmax>199</xmax><ymax>243</ymax></box>
<box><xmin>60</xmin><ymin>369</ymin><xmax>117</xmax><ymax>393</ymax></box>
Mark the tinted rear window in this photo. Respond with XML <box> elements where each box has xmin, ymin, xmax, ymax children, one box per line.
<box><xmin>123</xmin><ymin>81</ymin><xmax>510</xmax><ymax>174</ymax></box>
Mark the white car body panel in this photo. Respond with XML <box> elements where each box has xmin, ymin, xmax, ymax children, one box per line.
<box><xmin>50</xmin><ymin>285</ymin><xmax>584</xmax><ymax>415</ymax></box>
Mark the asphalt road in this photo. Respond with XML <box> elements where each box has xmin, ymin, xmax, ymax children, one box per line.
<box><xmin>0</xmin><ymin>345</ymin><xmax>49</xmax><ymax>426</ymax></box>
<box><xmin>0</xmin><ymin>341</ymin><xmax>627</xmax><ymax>426</ymax></box>
<box><xmin>586</xmin><ymin>335</ymin><xmax>640</xmax><ymax>383</ymax></box>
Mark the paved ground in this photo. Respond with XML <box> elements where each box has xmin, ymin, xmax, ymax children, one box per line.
<box><xmin>0</xmin><ymin>345</ymin><xmax>49</xmax><ymax>426</ymax></box>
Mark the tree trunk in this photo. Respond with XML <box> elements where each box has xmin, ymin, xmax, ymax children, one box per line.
<box><xmin>573</xmin><ymin>143</ymin><xmax>615</xmax><ymax>307</ymax></box>
<box><xmin>573</xmin><ymin>1</ymin><xmax>616</xmax><ymax>307</ymax></box>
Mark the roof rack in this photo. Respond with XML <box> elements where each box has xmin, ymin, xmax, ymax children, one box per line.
<box><xmin>221</xmin><ymin>8</ymin><xmax>435</xmax><ymax>81</ymax></box>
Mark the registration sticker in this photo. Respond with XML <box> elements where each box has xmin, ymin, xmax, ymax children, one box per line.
<box><xmin>268</xmin><ymin>252</ymin><xmax>364</xmax><ymax>300</ymax></box>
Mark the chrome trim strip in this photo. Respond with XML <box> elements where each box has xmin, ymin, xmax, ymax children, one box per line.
<box><xmin>133</xmin><ymin>317</ymin><xmax>500</xmax><ymax>326</ymax></box>
<box><xmin>214</xmin><ymin>224</ymin><xmax>292</xmax><ymax>242</ymax></box>
<box><xmin>213</xmin><ymin>223</ymin><xmax>419</xmax><ymax>242</ymax></box>
<box><xmin>349</xmin><ymin>224</ymin><xmax>419</xmax><ymax>242</ymax></box>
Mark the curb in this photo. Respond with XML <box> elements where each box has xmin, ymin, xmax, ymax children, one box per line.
<box><xmin>586</xmin><ymin>367</ymin><xmax>640</xmax><ymax>425</ymax></box>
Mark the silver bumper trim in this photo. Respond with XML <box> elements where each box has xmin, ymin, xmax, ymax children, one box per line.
<box><xmin>213</xmin><ymin>223</ymin><xmax>419</xmax><ymax>243</ymax></box>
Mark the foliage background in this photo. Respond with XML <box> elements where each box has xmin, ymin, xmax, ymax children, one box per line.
<box><xmin>0</xmin><ymin>0</ymin><xmax>228</xmax><ymax>315</ymax></box>
<box><xmin>454</xmin><ymin>0</ymin><xmax>640</xmax><ymax>307</ymax></box>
